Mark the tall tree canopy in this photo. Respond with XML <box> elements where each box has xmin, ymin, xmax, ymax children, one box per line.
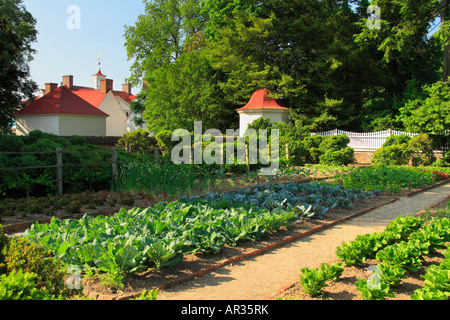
<box><xmin>125</xmin><ymin>0</ymin><xmax>448</xmax><ymax>134</ymax></box>
<box><xmin>0</xmin><ymin>0</ymin><xmax>38</xmax><ymax>134</ymax></box>
<box><xmin>355</xmin><ymin>0</ymin><xmax>444</xmax><ymax>130</ymax></box>
<box><xmin>124</xmin><ymin>0</ymin><xmax>206</xmax><ymax>86</ymax></box>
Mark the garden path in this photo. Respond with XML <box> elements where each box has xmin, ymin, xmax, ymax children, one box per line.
<box><xmin>157</xmin><ymin>182</ymin><xmax>450</xmax><ymax>300</ymax></box>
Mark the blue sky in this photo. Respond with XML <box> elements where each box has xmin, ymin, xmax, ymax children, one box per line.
<box><xmin>23</xmin><ymin>0</ymin><xmax>146</xmax><ymax>94</ymax></box>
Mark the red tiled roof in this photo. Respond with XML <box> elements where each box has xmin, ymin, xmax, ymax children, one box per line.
<box><xmin>237</xmin><ymin>89</ymin><xmax>289</xmax><ymax>111</ymax></box>
<box><xmin>14</xmin><ymin>86</ymin><xmax>109</xmax><ymax>117</ymax></box>
<box><xmin>70</xmin><ymin>86</ymin><xmax>136</xmax><ymax>107</ymax></box>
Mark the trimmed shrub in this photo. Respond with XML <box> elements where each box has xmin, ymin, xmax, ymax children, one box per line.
<box><xmin>116</xmin><ymin>129</ymin><xmax>157</xmax><ymax>151</ymax></box>
<box><xmin>3</xmin><ymin>237</ymin><xmax>71</xmax><ymax>298</ymax></box>
<box><xmin>409</xmin><ymin>134</ymin><xmax>435</xmax><ymax>166</ymax></box>
<box><xmin>319</xmin><ymin>147</ymin><xmax>355</xmax><ymax>166</ymax></box>
<box><xmin>383</xmin><ymin>134</ymin><xmax>412</xmax><ymax>147</ymax></box>
<box><xmin>372</xmin><ymin>144</ymin><xmax>411</xmax><ymax>166</ymax></box>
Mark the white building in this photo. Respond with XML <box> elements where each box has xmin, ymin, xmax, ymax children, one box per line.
<box><xmin>237</xmin><ymin>88</ymin><xmax>290</xmax><ymax>136</ymax></box>
<box><xmin>15</xmin><ymin>64</ymin><xmax>143</xmax><ymax>137</ymax></box>
<box><xmin>14</xmin><ymin>86</ymin><xmax>108</xmax><ymax>136</ymax></box>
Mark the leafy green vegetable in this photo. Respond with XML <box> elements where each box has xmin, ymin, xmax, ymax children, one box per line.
<box><xmin>299</xmin><ymin>262</ymin><xmax>344</xmax><ymax>297</ymax></box>
<box><xmin>356</xmin><ymin>274</ymin><xmax>395</xmax><ymax>300</ymax></box>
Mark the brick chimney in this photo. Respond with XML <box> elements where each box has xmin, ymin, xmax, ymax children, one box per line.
<box><xmin>100</xmin><ymin>79</ymin><xmax>113</xmax><ymax>94</ymax></box>
<box><xmin>122</xmin><ymin>83</ymin><xmax>132</xmax><ymax>95</ymax></box>
<box><xmin>62</xmin><ymin>75</ymin><xmax>74</xmax><ymax>89</ymax></box>
<box><xmin>45</xmin><ymin>83</ymin><xmax>58</xmax><ymax>94</ymax></box>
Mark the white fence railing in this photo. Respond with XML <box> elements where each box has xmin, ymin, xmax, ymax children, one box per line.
<box><xmin>311</xmin><ymin>129</ymin><xmax>419</xmax><ymax>152</ymax></box>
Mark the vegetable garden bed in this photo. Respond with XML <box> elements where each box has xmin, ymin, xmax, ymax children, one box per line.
<box><xmin>271</xmin><ymin>197</ymin><xmax>450</xmax><ymax>300</ymax></box>
<box><xmin>23</xmin><ymin>185</ymin><xmax>396</xmax><ymax>300</ymax></box>
<box><xmin>0</xmin><ymin>168</ymin><xmax>334</xmax><ymax>235</ymax></box>
<box><xmin>1</xmin><ymin>165</ymin><xmax>448</xmax><ymax>300</ymax></box>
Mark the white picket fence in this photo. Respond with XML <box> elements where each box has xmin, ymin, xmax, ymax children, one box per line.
<box><xmin>311</xmin><ymin>129</ymin><xmax>419</xmax><ymax>152</ymax></box>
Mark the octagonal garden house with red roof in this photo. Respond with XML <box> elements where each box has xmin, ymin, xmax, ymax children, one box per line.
<box><xmin>237</xmin><ymin>89</ymin><xmax>290</xmax><ymax>137</ymax></box>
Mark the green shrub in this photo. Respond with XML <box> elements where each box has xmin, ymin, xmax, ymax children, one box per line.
<box><xmin>0</xmin><ymin>225</ymin><xmax>8</xmax><ymax>274</ymax></box>
<box><xmin>383</xmin><ymin>134</ymin><xmax>411</xmax><ymax>147</ymax></box>
<box><xmin>302</xmin><ymin>134</ymin><xmax>351</xmax><ymax>165</ymax></box>
<box><xmin>371</xmin><ymin>144</ymin><xmax>411</xmax><ymax>166</ymax></box>
<box><xmin>0</xmin><ymin>270</ymin><xmax>54</xmax><ymax>300</ymax></box>
<box><xmin>409</xmin><ymin>134</ymin><xmax>435</xmax><ymax>166</ymax></box>
<box><xmin>0</xmin><ymin>135</ymin><xmax>24</xmax><ymax>153</ymax></box>
<box><xmin>155</xmin><ymin>130</ymin><xmax>176</xmax><ymax>151</ymax></box>
<box><xmin>319</xmin><ymin>134</ymin><xmax>350</xmax><ymax>152</ymax></box>
<box><xmin>116</xmin><ymin>129</ymin><xmax>156</xmax><ymax>151</ymax></box>
<box><xmin>68</xmin><ymin>135</ymin><xmax>88</xmax><ymax>145</ymax></box>
<box><xmin>23</xmin><ymin>130</ymin><xmax>69</xmax><ymax>147</ymax></box>
<box><xmin>319</xmin><ymin>147</ymin><xmax>354</xmax><ymax>166</ymax></box>
<box><xmin>4</xmin><ymin>238</ymin><xmax>71</xmax><ymax>297</ymax></box>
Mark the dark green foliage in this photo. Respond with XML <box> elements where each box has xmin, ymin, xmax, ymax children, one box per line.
<box><xmin>3</xmin><ymin>237</ymin><xmax>73</xmax><ymax>298</ymax></box>
<box><xmin>123</xmin><ymin>0</ymin><xmax>447</xmax><ymax>134</ymax></box>
<box><xmin>0</xmin><ymin>225</ymin><xmax>8</xmax><ymax>274</ymax></box>
<box><xmin>0</xmin><ymin>0</ymin><xmax>38</xmax><ymax>134</ymax></box>
<box><xmin>0</xmin><ymin>135</ymin><xmax>24</xmax><ymax>153</ymax></box>
<box><xmin>116</xmin><ymin>129</ymin><xmax>157</xmax><ymax>151</ymax></box>
<box><xmin>0</xmin><ymin>131</ymin><xmax>112</xmax><ymax>197</ymax></box>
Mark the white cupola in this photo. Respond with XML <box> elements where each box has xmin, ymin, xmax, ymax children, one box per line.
<box><xmin>92</xmin><ymin>62</ymin><xmax>107</xmax><ymax>90</ymax></box>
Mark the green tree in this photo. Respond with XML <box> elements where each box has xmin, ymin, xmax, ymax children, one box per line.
<box><xmin>355</xmin><ymin>0</ymin><xmax>444</xmax><ymax>130</ymax></box>
<box><xmin>0</xmin><ymin>0</ymin><xmax>38</xmax><ymax>134</ymax></box>
<box><xmin>142</xmin><ymin>50</ymin><xmax>235</xmax><ymax>132</ymax></box>
<box><xmin>124</xmin><ymin>0</ymin><xmax>206</xmax><ymax>86</ymax></box>
<box><xmin>204</xmin><ymin>0</ymin><xmax>381</xmax><ymax>131</ymax></box>
<box><xmin>398</xmin><ymin>81</ymin><xmax>450</xmax><ymax>133</ymax></box>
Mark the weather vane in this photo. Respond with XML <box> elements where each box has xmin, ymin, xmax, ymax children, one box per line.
<box><xmin>97</xmin><ymin>54</ymin><xmax>102</xmax><ymax>72</ymax></box>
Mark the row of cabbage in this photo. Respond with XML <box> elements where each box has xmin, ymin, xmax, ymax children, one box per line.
<box><xmin>23</xmin><ymin>182</ymin><xmax>373</xmax><ymax>277</ymax></box>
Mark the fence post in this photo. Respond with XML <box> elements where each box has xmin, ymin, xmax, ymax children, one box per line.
<box><xmin>154</xmin><ymin>147</ymin><xmax>160</xmax><ymax>164</ymax></box>
<box><xmin>245</xmin><ymin>143</ymin><xmax>250</xmax><ymax>173</ymax></box>
<box><xmin>56</xmin><ymin>148</ymin><xmax>63</xmax><ymax>195</ymax></box>
<box><xmin>112</xmin><ymin>147</ymin><xmax>118</xmax><ymax>181</ymax></box>
<box><xmin>286</xmin><ymin>143</ymin><xmax>289</xmax><ymax>161</ymax></box>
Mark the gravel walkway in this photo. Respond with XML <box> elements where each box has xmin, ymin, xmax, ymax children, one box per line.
<box><xmin>157</xmin><ymin>182</ymin><xmax>450</xmax><ymax>300</ymax></box>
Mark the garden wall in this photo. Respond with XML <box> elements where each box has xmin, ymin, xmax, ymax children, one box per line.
<box><xmin>353</xmin><ymin>151</ymin><xmax>444</xmax><ymax>165</ymax></box>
